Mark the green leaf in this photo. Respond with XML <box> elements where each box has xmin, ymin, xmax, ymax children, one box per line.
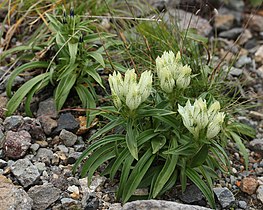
<box><xmin>122</xmin><ymin>149</ymin><xmax>155</xmax><ymax>203</ymax></box>
<box><xmin>229</xmin><ymin>131</ymin><xmax>249</xmax><ymax>170</ymax></box>
<box><xmin>163</xmin><ymin>142</ymin><xmax>195</xmax><ymax>156</ymax></box>
<box><xmin>190</xmin><ymin>144</ymin><xmax>209</xmax><ymax>168</ymax></box>
<box><xmin>88</xmin><ymin>117</ymin><xmax>124</xmax><ymax>142</ymax></box>
<box><xmin>75</xmin><ymin>84</ymin><xmax>96</xmax><ymax>126</ymax></box>
<box><xmin>6</xmin><ymin>73</ymin><xmax>50</xmax><ymax>116</ymax></box>
<box><xmin>84</xmin><ymin>65</ymin><xmax>105</xmax><ymax>88</ymax></box>
<box><xmin>151</xmin><ymin>135</ymin><xmax>166</xmax><ymax>154</ymax></box>
<box><xmin>116</xmin><ymin>155</ymin><xmax>134</xmax><ymax>199</ymax></box>
<box><xmin>88</xmin><ymin>51</ymin><xmax>105</xmax><ymax>68</ymax></box>
<box><xmin>24</xmin><ymin>76</ymin><xmax>49</xmax><ymax>116</ymax></box>
<box><xmin>54</xmin><ymin>73</ymin><xmax>77</xmax><ymax>110</ymax></box>
<box><xmin>6</xmin><ymin>61</ymin><xmax>49</xmax><ymax>97</ymax></box>
<box><xmin>152</xmin><ymin>152</ymin><xmax>178</xmax><ymax>197</ymax></box>
<box><xmin>73</xmin><ymin>134</ymin><xmax>125</xmax><ymax>174</ymax></box>
<box><xmin>68</xmin><ymin>42</ymin><xmax>78</xmax><ymax>65</ymax></box>
<box><xmin>126</xmin><ymin>120</ymin><xmax>138</xmax><ymax>160</ymax></box>
<box><xmin>185</xmin><ymin>167</ymin><xmax>216</xmax><ymax>209</ymax></box>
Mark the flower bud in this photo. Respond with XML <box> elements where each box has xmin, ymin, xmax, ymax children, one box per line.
<box><xmin>108</xmin><ymin>71</ymin><xmax>124</xmax><ymax>99</ymax></box>
<box><xmin>123</xmin><ymin>69</ymin><xmax>137</xmax><ymax>96</ymax></box>
<box><xmin>112</xmin><ymin>91</ymin><xmax>122</xmax><ymax>109</ymax></box>
<box><xmin>126</xmin><ymin>84</ymin><xmax>141</xmax><ymax>110</ymax></box>
<box><xmin>159</xmin><ymin>67</ymin><xmax>175</xmax><ymax>93</ymax></box>
<box><xmin>138</xmin><ymin>71</ymin><xmax>152</xmax><ymax>102</ymax></box>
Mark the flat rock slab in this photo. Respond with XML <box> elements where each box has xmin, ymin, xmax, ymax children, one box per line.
<box><xmin>121</xmin><ymin>200</ymin><xmax>211</xmax><ymax>210</ymax></box>
<box><xmin>0</xmin><ymin>175</ymin><xmax>33</xmax><ymax>210</ymax></box>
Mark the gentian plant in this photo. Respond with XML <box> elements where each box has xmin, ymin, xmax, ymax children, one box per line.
<box><xmin>74</xmin><ymin>51</ymin><xmax>255</xmax><ymax>208</ymax></box>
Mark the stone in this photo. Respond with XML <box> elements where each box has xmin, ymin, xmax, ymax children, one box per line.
<box><xmin>11</xmin><ymin>158</ymin><xmax>40</xmax><ymax>188</ymax></box>
<box><xmin>238</xmin><ymin>29</ymin><xmax>252</xmax><ymax>45</ymax></box>
<box><xmin>249</xmin><ymin>139</ymin><xmax>263</xmax><ymax>152</ymax></box>
<box><xmin>214</xmin><ymin>14</ymin><xmax>235</xmax><ymax>31</ymax></box>
<box><xmin>30</xmin><ymin>143</ymin><xmax>40</xmax><ymax>153</ymax></box>
<box><xmin>235</xmin><ymin>55</ymin><xmax>252</xmax><ymax>68</ymax></box>
<box><xmin>255</xmin><ymin>45</ymin><xmax>263</xmax><ymax>64</ymax></box>
<box><xmin>229</xmin><ymin>67</ymin><xmax>243</xmax><ymax>77</ymax></box>
<box><xmin>3</xmin><ymin>115</ymin><xmax>24</xmax><ymax>131</ymax></box>
<box><xmin>38</xmin><ymin>115</ymin><xmax>57</xmax><ymax>135</ymax></box>
<box><xmin>240</xmin><ymin>177</ymin><xmax>259</xmax><ymax>195</ymax></box>
<box><xmin>257</xmin><ymin>185</ymin><xmax>263</xmax><ymax>203</ymax></box>
<box><xmin>59</xmin><ymin>129</ymin><xmax>78</xmax><ymax>147</ymax></box>
<box><xmin>3</xmin><ymin>130</ymin><xmax>31</xmax><ymax>159</ymax></box>
<box><xmin>122</xmin><ymin>200</ymin><xmax>212</xmax><ymax>210</ymax></box>
<box><xmin>34</xmin><ymin>162</ymin><xmax>46</xmax><ymax>173</ymax></box>
<box><xmin>67</xmin><ymin>152</ymin><xmax>82</xmax><ymax>164</ymax></box>
<box><xmin>179</xmin><ymin>184</ymin><xmax>204</xmax><ymax>204</ymax></box>
<box><xmin>0</xmin><ymin>129</ymin><xmax>4</xmax><ymax>148</ymax></box>
<box><xmin>57</xmin><ymin>144</ymin><xmax>69</xmax><ymax>153</ymax></box>
<box><xmin>0</xmin><ymin>175</ymin><xmax>33</xmax><ymax>210</ymax></box>
<box><xmin>28</xmin><ymin>183</ymin><xmax>61</xmax><ymax>210</ymax></box>
<box><xmin>37</xmin><ymin>97</ymin><xmax>58</xmax><ymax>118</ymax></box>
<box><xmin>238</xmin><ymin>200</ymin><xmax>247</xmax><ymax>209</ymax></box>
<box><xmin>213</xmin><ymin>187</ymin><xmax>235</xmax><ymax>208</ymax></box>
<box><xmin>21</xmin><ymin>117</ymin><xmax>46</xmax><ymax>141</ymax></box>
<box><xmin>53</xmin><ymin>113</ymin><xmax>79</xmax><ymax>134</ymax></box>
<box><xmin>80</xmin><ymin>176</ymin><xmax>106</xmax><ymax>207</ymax></box>
<box><xmin>0</xmin><ymin>96</ymin><xmax>8</xmax><ymax>118</ymax></box>
<box><xmin>219</xmin><ymin>28</ymin><xmax>244</xmax><ymax>40</ymax></box>
<box><xmin>0</xmin><ymin>159</ymin><xmax>7</xmax><ymax>168</ymax></box>
<box><xmin>226</xmin><ymin>0</ymin><xmax>244</xmax><ymax>11</ymax></box>
<box><xmin>34</xmin><ymin>148</ymin><xmax>54</xmax><ymax>165</ymax></box>
<box><xmin>245</xmin><ymin>14</ymin><xmax>263</xmax><ymax>32</ymax></box>
<box><xmin>61</xmin><ymin>198</ymin><xmax>81</xmax><ymax>208</ymax></box>
<box><xmin>163</xmin><ymin>9</ymin><xmax>212</xmax><ymax>37</ymax></box>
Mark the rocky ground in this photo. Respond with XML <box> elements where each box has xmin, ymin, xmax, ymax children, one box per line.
<box><xmin>0</xmin><ymin>0</ymin><xmax>263</xmax><ymax>210</ymax></box>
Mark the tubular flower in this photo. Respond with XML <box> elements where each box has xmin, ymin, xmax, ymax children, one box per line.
<box><xmin>108</xmin><ymin>69</ymin><xmax>152</xmax><ymax>110</ymax></box>
<box><xmin>178</xmin><ymin>98</ymin><xmax>225</xmax><ymax>139</ymax></box>
<box><xmin>155</xmin><ymin>51</ymin><xmax>192</xmax><ymax>93</ymax></box>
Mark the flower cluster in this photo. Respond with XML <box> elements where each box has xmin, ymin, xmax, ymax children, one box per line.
<box><xmin>178</xmin><ymin>98</ymin><xmax>225</xmax><ymax>139</ymax></box>
<box><xmin>108</xmin><ymin>69</ymin><xmax>152</xmax><ymax>110</ymax></box>
<box><xmin>156</xmin><ymin>51</ymin><xmax>192</xmax><ymax>93</ymax></box>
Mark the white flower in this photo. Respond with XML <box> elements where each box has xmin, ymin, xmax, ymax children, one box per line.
<box><xmin>176</xmin><ymin>65</ymin><xmax>192</xmax><ymax>89</ymax></box>
<box><xmin>206</xmin><ymin>112</ymin><xmax>224</xmax><ymax>139</ymax></box>
<box><xmin>111</xmin><ymin>91</ymin><xmax>122</xmax><ymax>109</ymax></box>
<box><xmin>178</xmin><ymin>98</ymin><xmax>224</xmax><ymax>139</ymax></box>
<box><xmin>108</xmin><ymin>71</ymin><xmax>124</xmax><ymax>99</ymax></box>
<box><xmin>159</xmin><ymin>67</ymin><xmax>175</xmax><ymax>93</ymax></box>
<box><xmin>125</xmin><ymin>84</ymin><xmax>142</xmax><ymax>110</ymax></box>
<box><xmin>123</xmin><ymin>69</ymin><xmax>137</xmax><ymax>96</ymax></box>
<box><xmin>138</xmin><ymin>70</ymin><xmax>152</xmax><ymax>102</ymax></box>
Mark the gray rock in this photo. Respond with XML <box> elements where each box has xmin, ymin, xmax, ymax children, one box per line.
<box><xmin>256</xmin><ymin>185</ymin><xmax>263</xmax><ymax>203</ymax></box>
<box><xmin>238</xmin><ymin>200</ymin><xmax>247</xmax><ymax>209</ymax></box>
<box><xmin>11</xmin><ymin>158</ymin><xmax>40</xmax><ymax>188</ymax></box>
<box><xmin>0</xmin><ymin>129</ymin><xmax>4</xmax><ymax>148</ymax></box>
<box><xmin>35</xmin><ymin>148</ymin><xmax>54</xmax><ymax>165</ymax></box>
<box><xmin>249</xmin><ymin>139</ymin><xmax>263</xmax><ymax>152</ymax></box>
<box><xmin>57</xmin><ymin>144</ymin><xmax>69</xmax><ymax>153</ymax></box>
<box><xmin>213</xmin><ymin>187</ymin><xmax>235</xmax><ymax>208</ymax></box>
<box><xmin>179</xmin><ymin>184</ymin><xmax>204</xmax><ymax>204</ymax></box>
<box><xmin>0</xmin><ymin>159</ymin><xmax>7</xmax><ymax>168</ymax></box>
<box><xmin>28</xmin><ymin>183</ymin><xmax>61</xmax><ymax>210</ymax></box>
<box><xmin>163</xmin><ymin>9</ymin><xmax>212</xmax><ymax>37</ymax></box>
<box><xmin>121</xmin><ymin>200</ymin><xmax>212</xmax><ymax>210</ymax></box>
<box><xmin>219</xmin><ymin>28</ymin><xmax>244</xmax><ymax>39</ymax></box>
<box><xmin>38</xmin><ymin>115</ymin><xmax>58</xmax><ymax>135</ymax></box>
<box><xmin>229</xmin><ymin>67</ymin><xmax>243</xmax><ymax>77</ymax></box>
<box><xmin>0</xmin><ymin>175</ymin><xmax>33</xmax><ymax>210</ymax></box>
<box><xmin>3</xmin><ymin>115</ymin><xmax>24</xmax><ymax>131</ymax></box>
<box><xmin>226</xmin><ymin>0</ymin><xmax>244</xmax><ymax>11</ymax></box>
<box><xmin>37</xmin><ymin>97</ymin><xmax>58</xmax><ymax>118</ymax></box>
<box><xmin>53</xmin><ymin>113</ymin><xmax>79</xmax><ymax>134</ymax></box>
<box><xmin>235</xmin><ymin>55</ymin><xmax>252</xmax><ymax>68</ymax></box>
<box><xmin>34</xmin><ymin>162</ymin><xmax>46</xmax><ymax>173</ymax></box>
<box><xmin>3</xmin><ymin>130</ymin><xmax>31</xmax><ymax>159</ymax></box>
<box><xmin>21</xmin><ymin>117</ymin><xmax>46</xmax><ymax>141</ymax></box>
<box><xmin>61</xmin><ymin>197</ymin><xmax>80</xmax><ymax>206</ymax></box>
<box><xmin>59</xmin><ymin>129</ymin><xmax>77</xmax><ymax>147</ymax></box>
<box><xmin>30</xmin><ymin>143</ymin><xmax>40</xmax><ymax>153</ymax></box>
<box><xmin>67</xmin><ymin>152</ymin><xmax>82</xmax><ymax>164</ymax></box>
